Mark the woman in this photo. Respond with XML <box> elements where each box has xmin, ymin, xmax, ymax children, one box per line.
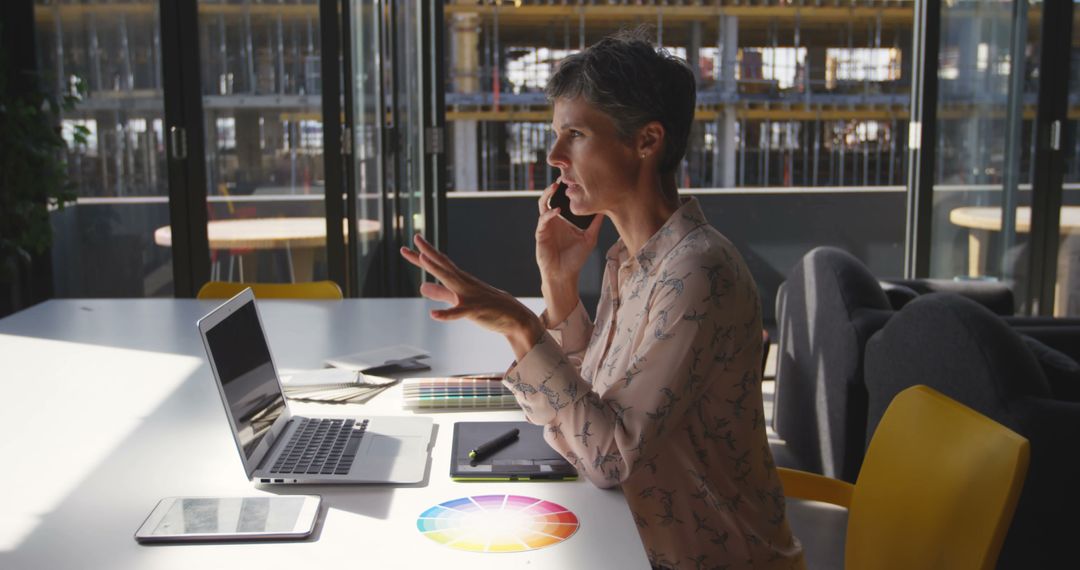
<box><xmin>402</xmin><ymin>31</ymin><xmax>804</xmax><ymax>570</ymax></box>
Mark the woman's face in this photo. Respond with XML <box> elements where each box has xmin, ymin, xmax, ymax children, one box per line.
<box><xmin>547</xmin><ymin>97</ymin><xmax>640</xmax><ymax>216</ymax></box>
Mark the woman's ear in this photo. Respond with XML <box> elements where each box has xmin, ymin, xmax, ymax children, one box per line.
<box><xmin>636</xmin><ymin>121</ymin><xmax>665</xmax><ymax>161</ymax></box>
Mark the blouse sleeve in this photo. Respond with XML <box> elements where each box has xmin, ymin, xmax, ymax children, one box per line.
<box><xmin>542</xmin><ymin>300</ymin><xmax>592</xmax><ymax>371</ymax></box>
<box><xmin>503</xmin><ymin>256</ymin><xmax>753</xmax><ymax>488</ymax></box>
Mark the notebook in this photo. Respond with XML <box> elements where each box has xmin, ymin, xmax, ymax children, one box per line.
<box><xmin>196</xmin><ymin>288</ymin><xmax>433</xmax><ymax>485</ymax></box>
<box><xmin>450</xmin><ymin>421</ymin><xmax>577</xmax><ymax>481</ymax></box>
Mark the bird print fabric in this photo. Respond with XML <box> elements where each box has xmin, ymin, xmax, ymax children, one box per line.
<box><xmin>505</xmin><ymin>198</ymin><xmax>805</xmax><ymax>570</ymax></box>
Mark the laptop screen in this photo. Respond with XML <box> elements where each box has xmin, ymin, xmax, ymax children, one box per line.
<box><xmin>205</xmin><ymin>300</ymin><xmax>286</xmax><ymax>458</ymax></box>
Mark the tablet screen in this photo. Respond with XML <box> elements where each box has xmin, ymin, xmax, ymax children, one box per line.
<box><xmin>150</xmin><ymin>497</ymin><xmax>305</xmax><ymax>536</ymax></box>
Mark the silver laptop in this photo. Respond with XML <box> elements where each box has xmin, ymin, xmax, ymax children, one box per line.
<box><xmin>197</xmin><ymin>288</ymin><xmax>433</xmax><ymax>484</ymax></box>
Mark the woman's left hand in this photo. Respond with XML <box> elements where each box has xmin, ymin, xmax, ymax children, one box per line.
<box><xmin>400</xmin><ymin>234</ymin><xmax>545</xmax><ymax>358</ymax></box>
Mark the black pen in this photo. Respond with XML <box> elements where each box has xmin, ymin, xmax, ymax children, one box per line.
<box><xmin>468</xmin><ymin>428</ymin><xmax>520</xmax><ymax>460</ymax></box>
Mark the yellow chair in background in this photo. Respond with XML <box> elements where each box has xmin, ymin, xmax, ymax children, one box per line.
<box><xmin>196</xmin><ymin>280</ymin><xmax>343</xmax><ymax>300</ymax></box>
<box><xmin>780</xmin><ymin>385</ymin><xmax>1029</xmax><ymax>570</ymax></box>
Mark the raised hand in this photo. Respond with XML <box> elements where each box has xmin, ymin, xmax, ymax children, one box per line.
<box><xmin>400</xmin><ymin>234</ymin><xmax>544</xmax><ymax>359</ymax></box>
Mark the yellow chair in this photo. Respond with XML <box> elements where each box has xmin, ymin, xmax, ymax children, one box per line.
<box><xmin>196</xmin><ymin>280</ymin><xmax>343</xmax><ymax>300</ymax></box>
<box><xmin>780</xmin><ymin>385</ymin><xmax>1029</xmax><ymax>570</ymax></box>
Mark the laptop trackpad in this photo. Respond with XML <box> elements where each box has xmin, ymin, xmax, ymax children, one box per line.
<box><xmin>367</xmin><ymin>434</ymin><xmax>401</xmax><ymax>456</ymax></box>
<box><xmin>367</xmin><ymin>434</ymin><xmax>424</xmax><ymax>457</ymax></box>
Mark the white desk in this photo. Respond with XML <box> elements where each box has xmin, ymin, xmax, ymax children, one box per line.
<box><xmin>0</xmin><ymin>299</ymin><xmax>648</xmax><ymax>569</ymax></box>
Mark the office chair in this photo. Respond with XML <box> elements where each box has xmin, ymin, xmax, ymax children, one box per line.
<box><xmin>779</xmin><ymin>385</ymin><xmax>1029</xmax><ymax>570</ymax></box>
<box><xmin>196</xmin><ymin>280</ymin><xmax>343</xmax><ymax>300</ymax></box>
<box><xmin>773</xmin><ymin>246</ymin><xmax>1015</xmax><ymax>482</ymax></box>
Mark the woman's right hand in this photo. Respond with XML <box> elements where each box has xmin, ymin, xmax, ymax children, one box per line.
<box><xmin>535</xmin><ymin>182</ymin><xmax>604</xmax><ymax>281</ymax></box>
<box><xmin>536</xmin><ymin>182</ymin><xmax>604</xmax><ymax>323</ymax></box>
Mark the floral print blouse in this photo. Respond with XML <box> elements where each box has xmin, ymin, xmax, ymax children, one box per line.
<box><xmin>505</xmin><ymin>198</ymin><xmax>804</xmax><ymax>570</ymax></box>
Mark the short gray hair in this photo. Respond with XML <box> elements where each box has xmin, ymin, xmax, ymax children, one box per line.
<box><xmin>545</xmin><ymin>29</ymin><xmax>696</xmax><ymax>176</ymax></box>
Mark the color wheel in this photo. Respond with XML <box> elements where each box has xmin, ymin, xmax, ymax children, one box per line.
<box><xmin>417</xmin><ymin>495</ymin><xmax>579</xmax><ymax>553</ymax></box>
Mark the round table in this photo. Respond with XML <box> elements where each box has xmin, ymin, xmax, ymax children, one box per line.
<box><xmin>948</xmin><ymin>206</ymin><xmax>1080</xmax><ymax>234</ymax></box>
<box><xmin>154</xmin><ymin>217</ymin><xmax>381</xmax><ymax>282</ymax></box>
<box><xmin>950</xmin><ymin>206</ymin><xmax>1080</xmax><ymax>316</ymax></box>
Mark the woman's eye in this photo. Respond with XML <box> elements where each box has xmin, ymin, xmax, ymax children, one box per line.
<box><xmin>552</xmin><ymin>130</ymin><xmax>582</xmax><ymax>141</ymax></box>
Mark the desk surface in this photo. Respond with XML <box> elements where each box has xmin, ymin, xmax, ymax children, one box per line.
<box><xmin>154</xmin><ymin>218</ymin><xmax>381</xmax><ymax>249</ymax></box>
<box><xmin>0</xmin><ymin>299</ymin><xmax>647</xmax><ymax>569</ymax></box>
<box><xmin>949</xmin><ymin>205</ymin><xmax>1080</xmax><ymax>233</ymax></box>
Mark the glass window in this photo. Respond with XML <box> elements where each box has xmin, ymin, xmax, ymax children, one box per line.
<box><xmin>35</xmin><ymin>0</ymin><xmax>173</xmax><ymax>297</ymax></box>
<box><xmin>1055</xmin><ymin>7</ymin><xmax>1080</xmax><ymax>316</ymax></box>
<box><xmin>928</xmin><ymin>0</ymin><xmax>1043</xmax><ymax>312</ymax></box>
<box><xmin>441</xmin><ymin>2</ymin><xmax>914</xmax><ymax>323</ymax></box>
<box><xmin>197</xmin><ymin>0</ymin><xmax>327</xmax><ymax>284</ymax></box>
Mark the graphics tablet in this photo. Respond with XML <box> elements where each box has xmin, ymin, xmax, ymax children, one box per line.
<box><xmin>451</xmin><ymin>421</ymin><xmax>577</xmax><ymax>481</ymax></box>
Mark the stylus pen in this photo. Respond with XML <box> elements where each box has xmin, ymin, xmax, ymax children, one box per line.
<box><xmin>468</xmin><ymin>428</ymin><xmax>520</xmax><ymax>460</ymax></box>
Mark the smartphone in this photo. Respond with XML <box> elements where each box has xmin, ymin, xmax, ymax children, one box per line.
<box><xmin>548</xmin><ymin>181</ymin><xmax>597</xmax><ymax>231</ymax></box>
<box><xmin>134</xmin><ymin>495</ymin><xmax>321</xmax><ymax>543</ymax></box>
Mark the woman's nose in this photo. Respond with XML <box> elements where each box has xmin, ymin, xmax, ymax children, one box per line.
<box><xmin>547</xmin><ymin>143</ymin><xmax>567</xmax><ymax>169</ymax></box>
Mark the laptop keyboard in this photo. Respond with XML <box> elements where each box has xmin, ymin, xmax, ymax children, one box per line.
<box><xmin>270</xmin><ymin>417</ymin><xmax>369</xmax><ymax>476</ymax></box>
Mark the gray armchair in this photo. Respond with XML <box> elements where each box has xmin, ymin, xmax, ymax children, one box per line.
<box><xmin>773</xmin><ymin>246</ymin><xmax>1016</xmax><ymax>483</ymax></box>
<box><xmin>773</xmin><ymin>247</ymin><xmax>894</xmax><ymax>482</ymax></box>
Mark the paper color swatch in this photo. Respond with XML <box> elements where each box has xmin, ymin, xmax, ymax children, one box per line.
<box><xmin>403</xmin><ymin>377</ymin><xmax>518</xmax><ymax>409</ymax></box>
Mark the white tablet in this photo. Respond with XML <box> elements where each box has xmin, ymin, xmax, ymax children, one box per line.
<box><xmin>134</xmin><ymin>495</ymin><xmax>321</xmax><ymax>543</ymax></box>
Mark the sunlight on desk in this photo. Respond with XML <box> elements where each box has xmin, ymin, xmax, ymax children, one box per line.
<box><xmin>0</xmin><ymin>335</ymin><xmax>201</xmax><ymax>552</ymax></box>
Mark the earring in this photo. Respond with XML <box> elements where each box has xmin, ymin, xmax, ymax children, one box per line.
<box><xmin>640</xmin><ymin>153</ymin><xmax>646</xmax><ymax>159</ymax></box>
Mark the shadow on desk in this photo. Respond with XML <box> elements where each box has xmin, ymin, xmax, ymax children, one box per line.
<box><xmin>258</xmin><ymin>423</ymin><xmax>440</xmax><ymax>521</ymax></box>
<box><xmin>0</xmin><ymin>357</ymin><xmax>430</xmax><ymax>565</ymax></box>
<box><xmin>8</xmin><ymin>392</ymin><xmax>438</xmax><ymax>564</ymax></box>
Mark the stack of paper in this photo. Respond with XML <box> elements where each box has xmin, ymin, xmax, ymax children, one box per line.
<box><xmin>280</xmin><ymin>368</ymin><xmax>398</xmax><ymax>404</ymax></box>
<box><xmin>402</xmin><ymin>376</ymin><xmax>518</xmax><ymax>409</ymax></box>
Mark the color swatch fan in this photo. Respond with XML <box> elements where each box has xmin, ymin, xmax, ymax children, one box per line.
<box><xmin>417</xmin><ymin>495</ymin><xmax>579</xmax><ymax>553</ymax></box>
<box><xmin>402</xmin><ymin>376</ymin><xmax>518</xmax><ymax>409</ymax></box>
